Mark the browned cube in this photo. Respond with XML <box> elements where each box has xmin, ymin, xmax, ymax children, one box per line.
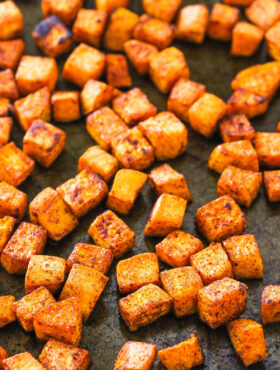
<box><xmin>227</xmin><ymin>89</ymin><xmax>269</xmax><ymax>118</ymax></box>
<box><xmin>0</xmin><ymin>216</ymin><xmax>16</xmax><ymax>254</ymax></box>
<box><xmin>0</xmin><ymin>1</ymin><xmax>23</xmax><ymax>41</ymax></box>
<box><xmin>261</xmin><ymin>285</ymin><xmax>280</xmax><ymax>325</ymax></box>
<box><xmin>142</xmin><ymin>0</ymin><xmax>182</xmax><ymax>22</ymax></box>
<box><xmin>265</xmin><ymin>21</ymin><xmax>280</xmax><ymax>62</ymax></box>
<box><xmin>114</xmin><ymin>341</ymin><xmax>156</xmax><ymax>370</ymax></box>
<box><xmin>0</xmin><ymin>182</ymin><xmax>27</xmax><ymax>221</ymax></box>
<box><xmin>96</xmin><ymin>0</ymin><xmax>129</xmax><ymax>12</ymax></box>
<box><xmin>0</xmin><ymin>118</ymin><xmax>13</xmax><ymax>148</ymax></box>
<box><xmin>51</xmin><ymin>91</ymin><xmax>81</xmax><ymax>123</ymax></box>
<box><xmin>106</xmin><ymin>54</ymin><xmax>132</xmax><ymax>88</ymax></box>
<box><xmin>0</xmin><ymin>69</ymin><xmax>18</xmax><ymax>100</ymax></box>
<box><xmin>264</xmin><ymin>170</ymin><xmax>280</xmax><ymax>202</ymax></box>
<box><xmin>0</xmin><ymin>295</ymin><xmax>15</xmax><ymax>328</ymax></box>
<box><xmin>246</xmin><ymin>0</ymin><xmax>280</xmax><ymax>30</ymax></box>
<box><xmin>124</xmin><ymin>39</ymin><xmax>158</xmax><ymax>75</ymax></box>
<box><xmin>231</xmin><ymin>22</ymin><xmax>263</xmax><ymax>57</ymax></box>
<box><xmin>0</xmin><ymin>98</ymin><xmax>10</xmax><ymax>117</ymax></box>
<box><xmin>224</xmin><ymin>0</ymin><xmax>253</xmax><ymax>5</ymax></box>
<box><xmin>2</xmin><ymin>352</ymin><xmax>44</xmax><ymax>370</ymax></box>
<box><xmin>42</xmin><ymin>0</ymin><xmax>82</xmax><ymax>26</ymax></box>
<box><xmin>0</xmin><ymin>39</ymin><xmax>24</xmax><ymax>70</ymax></box>
<box><xmin>254</xmin><ymin>132</ymin><xmax>280</xmax><ymax>168</ymax></box>
<box><xmin>219</xmin><ymin>114</ymin><xmax>255</xmax><ymax>142</ymax></box>
<box><xmin>81</xmin><ymin>79</ymin><xmax>115</xmax><ymax>116</ymax></box>
<box><xmin>207</xmin><ymin>3</ymin><xmax>240</xmax><ymax>41</ymax></box>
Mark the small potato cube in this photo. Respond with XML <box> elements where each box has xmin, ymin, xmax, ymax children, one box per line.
<box><xmin>119</xmin><ymin>283</ymin><xmax>172</xmax><ymax>331</ymax></box>
<box><xmin>144</xmin><ymin>194</ymin><xmax>187</xmax><ymax>237</ymax></box>
<box><xmin>25</xmin><ymin>255</ymin><xmax>66</xmax><ymax>294</ymax></box>
<box><xmin>264</xmin><ymin>170</ymin><xmax>280</xmax><ymax>202</ymax></box>
<box><xmin>107</xmin><ymin>169</ymin><xmax>147</xmax><ymax>215</ymax></box>
<box><xmin>0</xmin><ymin>98</ymin><xmax>10</xmax><ymax>117</ymax></box>
<box><xmin>78</xmin><ymin>145</ymin><xmax>119</xmax><ymax>182</ymax></box>
<box><xmin>104</xmin><ymin>8</ymin><xmax>139</xmax><ymax>51</ymax></box>
<box><xmin>266</xmin><ymin>21</ymin><xmax>280</xmax><ymax>62</ymax></box>
<box><xmin>106</xmin><ymin>54</ymin><xmax>132</xmax><ymax>88</ymax></box>
<box><xmin>208</xmin><ymin>139</ymin><xmax>259</xmax><ymax>173</ymax></box>
<box><xmin>261</xmin><ymin>285</ymin><xmax>280</xmax><ymax>324</ymax></box>
<box><xmin>254</xmin><ymin>132</ymin><xmax>280</xmax><ymax>168</ymax></box>
<box><xmin>0</xmin><ymin>346</ymin><xmax>7</xmax><ymax>365</ymax></box>
<box><xmin>0</xmin><ymin>1</ymin><xmax>23</xmax><ymax>41</ymax></box>
<box><xmin>39</xmin><ymin>340</ymin><xmax>91</xmax><ymax>370</ymax></box>
<box><xmin>111</xmin><ymin>127</ymin><xmax>155</xmax><ymax>170</ymax></box>
<box><xmin>175</xmin><ymin>5</ymin><xmax>209</xmax><ymax>44</ymax></box>
<box><xmin>219</xmin><ymin>113</ymin><xmax>255</xmax><ymax>142</ymax></box>
<box><xmin>42</xmin><ymin>0</ymin><xmax>82</xmax><ymax>26</ymax></box>
<box><xmin>224</xmin><ymin>0</ymin><xmax>253</xmax><ymax>5</ymax></box>
<box><xmin>57</xmin><ymin>169</ymin><xmax>108</xmax><ymax>218</ymax></box>
<box><xmin>114</xmin><ymin>341</ymin><xmax>156</xmax><ymax>370</ymax></box>
<box><xmin>66</xmin><ymin>243</ymin><xmax>113</xmax><ymax>274</ymax></box>
<box><xmin>0</xmin><ymin>296</ymin><xmax>15</xmax><ymax>328</ymax></box>
<box><xmin>160</xmin><ymin>267</ymin><xmax>203</xmax><ymax>317</ymax></box>
<box><xmin>88</xmin><ymin>210</ymin><xmax>135</xmax><ymax>258</ymax></box>
<box><xmin>14</xmin><ymin>87</ymin><xmax>51</xmax><ymax>132</ymax></box>
<box><xmin>196</xmin><ymin>195</ymin><xmax>247</xmax><ymax>242</ymax></box>
<box><xmin>0</xmin><ymin>118</ymin><xmax>13</xmax><ymax>148</ymax></box>
<box><xmin>142</xmin><ymin>0</ymin><xmax>182</xmax><ymax>23</ymax></box>
<box><xmin>149</xmin><ymin>164</ymin><xmax>192</xmax><ymax>201</ymax></box>
<box><xmin>158</xmin><ymin>334</ymin><xmax>204</xmax><ymax>370</ymax></box>
<box><xmin>227</xmin><ymin>319</ymin><xmax>268</xmax><ymax>366</ymax></box>
<box><xmin>207</xmin><ymin>3</ymin><xmax>240</xmax><ymax>42</ymax></box>
<box><xmin>0</xmin><ymin>39</ymin><xmax>24</xmax><ymax>70</ymax></box>
<box><xmin>198</xmin><ymin>277</ymin><xmax>247</xmax><ymax>329</ymax></box>
<box><xmin>29</xmin><ymin>187</ymin><xmax>78</xmax><ymax>241</ymax></box>
<box><xmin>188</xmin><ymin>93</ymin><xmax>227</xmax><ymax>138</ymax></box>
<box><xmin>63</xmin><ymin>43</ymin><xmax>106</xmax><ymax>87</ymax></box>
<box><xmin>0</xmin><ymin>182</ymin><xmax>27</xmax><ymax>221</ymax></box>
<box><xmin>13</xmin><ymin>287</ymin><xmax>55</xmax><ymax>332</ymax></box>
<box><xmin>246</xmin><ymin>0</ymin><xmax>280</xmax><ymax>30</ymax></box>
<box><xmin>133</xmin><ymin>14</ymin><xmax>174</xmax><ymax>50</ymax></box>
<box><xmin>156</xmin><ymin>230</ymin><xmax>203</xmax><ymax>268</ymax></box>
<box><xmin>96</xmin><ymin>0</ymin><xmax>129</xmax><ymax>13</ymax></box>
<box><xmin>81</xmin><ymin>79</ymin><xmax>115</xmax><ymax>116</ymax></box>
<box><xmin>116</xmin><ymin>253</ymin><xmax>159</xmax><ymax>294</ymax></box>
<box><xmin>0</xmin><ymin>69</ymin><xmax>18</xmax><ymax>100</ymax></box>
<box><xmin>73</xmin><ymin>9</ymin><xmax>107</xmax><ymax>48</ymax></box>
<box><xmin>0</xmin><ymin>216</ymin><xmax>16</xmax><ymax>254</ymax></box>
<box><xmin>86</xmin><ymin>106</ymin><xmax>128</xmax><ymax>151</ymax></box>
<box><xmin>34</xmin><ymin>297</ymin><xmax>82</xmax><ymax>346</ymax></box>
<box><xmin>138</xmin><ymin>112</ymin><xmax>188</xmax><ymax>161</ymax></box>
<box><xmin>124</xmin><ymin>39</ymin><xmax>158</xmax><ymax>75</ymax></box>
<box><xmin>51</xmin><ymin>91</ymin><xmax>81</xmax><ymax>123</ymax></box>
<box><xmin>149</xmin><ymin>47</ymin><xmax>189</xmax><ymax>94</ymax></box>
<box><xmin>2</xmin><ymin>353</ymin><xmax>44</xmax><ymax>370</ymax></box>
<box><xmin>231</xmin><ymin>22</ymin><xmax>263</xmax><ymax>57</ymax></box>
<box><xmin>227</xmin><ymin>89</ymin><xmax>269</xmax><ymax>118</ymax></box>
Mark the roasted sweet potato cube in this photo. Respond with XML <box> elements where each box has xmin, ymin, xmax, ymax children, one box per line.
<box><xmin>29</xmin><ymin>187</ymin><xmax>78</xmax><ymax>241</ymax></box>
<box><xmin>227</xmin><ymin>89</ymin><xmax>269</xmax><ymax>118</ymax></box>
<box><xmin>149</xmin><ymin>47</ymin><xmax>189</xmax><ymax>94</ymax></box>
<box><xmin>198</xmin><ymin>277</ymin><xmax>247</xmax><ymax>329</ymax></box>
<box><xmin>66</xmin><ymin>243</ymin><xmax>113</xmax><ymax>274</ymax></box>
<box><xmin>88</xmin><ymin>210</ymin><xmax>135</xmax><ymax>258</ymax></box>
<box><xmin>227</xmin><ymin>319</ymin><xmax>268</xmax><ymax>366</ymax></box>
<box><xmin>51</xmin><ymin>91</ymin><xmax>81</xmax><ymax>123</ymax></box>
<box><xmin>39</xmin><ymin>340</ymin><xmax>91</xmax><ymax>370</ymax></box>
<box><xmin>2</xmin><ymin>353</ymin><xmax>44</xmax><ymax>370</ymax></box>
<box><xmin>0</xmin><ymin>1</ymin><xmax>23</xmax><ymax>41</ymax></box>
<box><xmin>25</xmin><ymin>255</ymin><xmax>66</xmax><ymax>294</ymax></box>
<box><xmin>0</xmin><ymin>69</ymin><xmax>18</xmax><ymax>101</ymax></box>
<box><xmin>224</xmin><ymin>0</ymin><xmax>253</xmax><ymax>5</ymax></box>
<box><xmin>104</xmin><ymin>8</ymin><xmax>139</xmax><ymax>51</ymax></box>
<box><xmin>0</xmin><ymin>346</ymin><xmax>7</xmax><ymax>366</ymax></box>
<box><xmin>144</xmin><ymin>194</ymin><xmax>187</xmax><ymax>237</ymax></box>
<box><xmin>34</xmin><ymin>297</ymin><xmax>82</xmax><ymax>346</ymax></box>
<box><xmin>57</xmin><ymin>170</ymin><xmax>107</xmax><ymax>218</ymax></box>
<box><xmin>63</xmin><ymin>43</ymin><xmax>106</xmax><ymax>87</ymax></box>
<box><xmin>142</xmin><ymin>0</ymin><xmax>181</xmax><ymax>23</ymax></box>
<box><xmin>0</xmin><ymin>182</ymin><xmax>26</xmax><ymax>221</ymax></box>
<box><xmin>0</xmin><ymin>296</ymin><xmax>15</xmax><ymax>328</ymax></box>
<box><xmin>254</xmin><ymin>132</ymin><xmax>280</xmax><ymax>168</ymax></box>
<box><xmin>261</xmin><ymin>285</ymin><xmax>280</xmax><ymax>324</ymax></box>
<box><xmin>196</xmin><ymin>195</ymin><xmax>247</xmax><ymax>242</ymax></box>
<box><xmin>41</xmin><ymin>0</ymin><xmax>82</xmax><ymax>26</ymax></box>
<box><xmin>78</xmin><ymin>145</ymin><xmax>119</xmax><ymax>182</ymax></box>
<box><xmin>207</xmin><ymin>3</ymin><xmax>240</xmax><ymax>41</ymax></box>
<box><xmin>0</xmin><ymin>118</ymin><xmax>12</xmax><ymax>148</ymax></box>
<box><xmin>96</xmin><ymin>0</ymin><xmax>129</xmax><ymax>12</ymax></box>
<box><xmin>106</xmin><ymin>54</ymin><xmax>132</xmax><ymax>88</ymax></box>
<box><xmin>0</xmin><ymin>216</ymin><xmax>15</xmax><ymax>254</ymax></box>
<box><xmin>124</xmin><ymin>39</ymin><xmax>158</xmax><ymax>75</ymax></box>
<box><xmin>266</xmin><ymin>21</ymin><xmax>280</xmax><ymax>62</ymax></box>
<box><xmin>219</xmin><ymin>114</ymin><xmax>255</xmax><ymax>142</ymax></box>
<box><xmin>158</xmin><ymin>334</ymin><xmax>204</xmax><ymax>370</ymax></box>
<box><xmin>114</xmin><ymin>341</ymin><xmax>156</xmax><ymax>370</ymax></box>
<box><xmin>231</xmin><ymin>22</ymin><xmax>263</xmax><ymax>57</ymax></box>
<box><xmin>133</xmin><ymin>14</ymin><xmax>174</xmax><ymax>50</ymax></box>
<box><xmin>138</xmin><ymin>112</ymin><xmax>188</xmax><ymax>161</ymax></box>
<box><xmin>0</xmin><ymin>98</ymin><xmax>10</xmax><ymax>117</ymax></box>
<box><xmin>264</xmin><ymin>170</ymin><xmax>280</xmax><ymax>202</ymax></box>
<box><xmin>13</xmin><ymin>287</ymin><xmax>55</xmax><ymax>332</ymax></box>
<box><xmin>246</xmin><ymin>0</ymin><xmax>280</xmax><ymax>31</ymax></box>
<box><xmin>175</xmin><ymin>5</ymin><xmax>209</xmax><ymax>44</ymax></box>
<box><xmin>14</xmin><ymin>87</ymin><xmax>51</xmax><ymax>132</ymax></box>
<box><xmin>0</xmin><ymin>39</ymin><xmax>24</xmax><ymax>70</ymax></box>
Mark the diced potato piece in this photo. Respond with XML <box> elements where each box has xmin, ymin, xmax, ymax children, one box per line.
<box><xmin>198</xmin><ymin>277</ymin><xmax>247</xmax><ymax>329</ymax></box>
<box><xmin>0</xmin><ymin>39</ymin><xmax>24</xmax><ymax>70</ymax></box>
<box><xmin>246</xmin><ymin>0</ymin><xmax>280</xmax><ymax>30</ymax></box>
<box><xmin>0</xmin><ymin>346</ymin><xmax>7</xmax><ymax>366</ymax></box>
<box><xmin>264</xmin><ymin>170</ymin><xmax>280</xmax><ymax>202</ymax></box>
<box><xmin>2</xmin><ymin>353</ymin><xmax>44</xmax><ymax>370</ymax></box>
<box><xmin>88</xmin><ymin>210</ymin><xmax>135</xmax><ymax>258</ymax></box>
<box><xmin>0</xmin><ymin>182</ymin><xmax>27</xmax><ymax>221</ymax></box>
<box><xmin>34</xmin><ymin>297</ymin><xmax>82</xmax><ymax>346</ymax></box>
<box><xmin>25</xmin><ymin>255</ymin><xmax>66</xmax><ymax>294</ymax></box>
<box><xmin>196</xmin><ymin>195</ymin><xmax>247</xmax><ymax>242</ymax></box>
<box><xmin>0</xmin><ymin>69</ymin><xmax>18</xmax><ymax>100</ymax></box>
<box><xmin>175</xmin><ymin>5</ymin><xmax>209</xmax><ymax>44</ymax></box>
<box><xmin>96</xmin><ymin>0</ymin><xmax>129</xmax><ymax>13</ymax></box>
<box><xmin>231</xmin><ymin>22</ymin><xmax>263</xmax><ymax>57</ymax></box>
<box><xmin>227</xmin><ymin>319</ymin><xmax>268</xmax><ymax>366</ymax></box>
<box><xmin>224</xmin><ymin>0</ymin><xmax>253</xmax><ymax>5</ymax></box>
<box><xmin>227</xmin><ymin>89</ymin><xmax>269</xmax><ymax>118</ymax></box>
<box><xmin>78</xmin><ymin>145</ymin><xmax>119</xmax><ymax>182</ymax></box>
<box><xmin>63</xmin><ymin>43</ymin><xmax>106</xmax><ymax>87</ymax></box>
<box><xmin>14</xmin><ymin>87</ymin><xmax>51</xmax><ymax>132</ymax></box>
<box><xmin>124</xmin><ymin>39</ymin><xmax>158</xmax><ymax>75</ymax></box>
<box><xmin>0</xmin><ymin>118</ymin><xmax>12</xmax><ymax>148</ymax></box>
<box><xmin>104</xmin><ymin>8</ymin><xmax>139</xmax><ymax>51</ymax></box>
<box><xmin>51</xmin><ymin>91</ymin><xmax>81</xmax><ymax>123</ymax></box>
<box><xmin>160</xmin><ymin>267</ymin><xmax>203</xmax><ymax>317</ymax></box>
<box><xmin>219</xmin><ymin>113</ymin><xmax>255</xmax><ymax>142</ymax></box>
<box><xmin>158</xmin><ymin>334</ymin><xmax>204</xmax><ymax>370</ymax></box>
<box><xmin>261</xmin><ymin>285</ymin><xmax>280</xmax><ymax>325</ymax></box>
<box><xmin>29</xmin><ymin>187</ymin><xmax>78</xmax><ymax>241</ymax></box>
<box><xmin>106</xmin><ymin>54</ymin><xmax>132</xmax><ymax>88</ymax></box>
<box><xmin>0</xmin><ymin>296</ymin><xmax>15</xmax><ymax>328</ymax></box>
<box><xmin>111</xmin><ymin>127</ymin><xmax>155</xmax><ymax>170</ymax></box>
<box><xmin>114</xmin><ymin>341</ymin><xmax>156</xmax><ymax>370</ymax></box>
<box><xmin>156</xmin><ymin>230</ymin><xmax>203</xmax><ymax>268</ymax></box>
<box><xmin>133</xmin><ymin>14</ymin><xmax>174</xmax><ymax>50</ymax></box>
<box><xmin>149</xmin><ymin>47</ymin><xmax>189</xmax><ymax>93</ymax></box>
<box><xmin>0</xmin><ymin>98</ymin><xmax>10</xmax><ymax>118</ymax></box>
<box><xmin>39</xmin><ymin>340</ymin><xmax>91</xmax><ymax>370</ymax></box>
<box><xmin>119</xmin><ymin>283</ymin><xmax>172</xmax><ymax>331</ymax></box>
<box><xmin>144</xmin><ymin>194</ymin><xmax>187</xmax><ymax>237</ymax></box>
<box><xmin>13</xmin><ymin>287</ymin><xmax>55</xmax><ymax>332</ymax></box>
<box><xmin>73</xmin><ymin>9</ymin><xmax>107</xmax><ymax>48</ymax></box>
<box><xmin>142</xmin><ymin>0</ymin><xmax>182</xmax><ymax>23</ymax></box>
<box><xmin>66</xmin><ymin>243</ymin><xmax>113</xmax><ymax>274</ymax></box>
<box><xmin>266</xmin><ymin>21</ymin><xmax>280</xmax><ymax>62</ymax></box>
<box><xmin>41</xmin><ymin>0</ymin><xmax>82</xmax><ymax>26</ymax></box>
<box><xmin>0</xmin><ymin>216</ymin><xmax>15</xmax><ymax>254</ymax></box>
<box><xmin>207</xmin><ymin>3</ymin><xmax>239</xmax><ymax>41</ymax></box>
<box><xmin>138</xmin><ymin>112</ymin><xmax>188</xmax><ymax>161</ymax></box>
<box><xmin>254</xmin><ymin>132</ymin><xmax>280</xmax><ymax>168</ymax></box>
<box><xmin>0</xmin><ymin>1</ymin><xmax>23</xmax><ymax>41</ymax></box>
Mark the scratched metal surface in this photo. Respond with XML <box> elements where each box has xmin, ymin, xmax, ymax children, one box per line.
<box><xmin>1</xmin><ymin>0</ymin><xmax>280</xmax><ymax>369</ymax></box>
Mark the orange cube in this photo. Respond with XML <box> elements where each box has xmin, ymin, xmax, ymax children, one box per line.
<box><xmin>0</xmin><ymin>117</ymin><xmax>13</xmax><ymax>148</ymax></box>
<box><xmin>51</xmin><ymin>91</ymin><xmax>81</xmax><ymax>123</ymax></box>
<box><xmin>231</xmin><ymin>22</ymin><xmax>263</xmax><ymax>57</ymax></box>
<box><xmin>0</xmin><ymin>295</ymin><xmax>16</xmax><ymax>328</ymax></box>
<box><xmin>96</xmin><ymin>0</ymin><xmax>129</xmax><ymax>13</ymax></box>
<box><xmin>261</xmin><ymin>285</ymin><xmax>280</xmax><ymax>325</ymax></box>
<box><xmin>2</xmin><ymin>353</ymin><xmax>44</xmax><ymax>370</ymax></box>
<box><xmin>0</xmin><ymin>181</ymin><xmax>27</xmax><ymax>221</ymax></box>
<box><xmin>0</xmin><ymin>1</ymin><xmax>23</xmax><ymax>41</ymax></box>
<box><xmin>0</xmin><ymin>346</ymin><xmax>7</xmax><ymax>365</ymax></box>
<box><xmin>219</xmin><ymin>113</ymin><xmax>255</xmax><ymax>142</ymax></box>
<box><xmin>106</xmin><ymin>54</ymin><xmax>132</xmax><ymax>88</ymax></box>
<box><xmin>224</xmin><ymin>0</ymin><xmax>253</xmax><ymax>5</ymax></box>
<box><xmin>114</xmin><ymin>341</ymin><xmax>156</xmax><ymax>370</ymax></box>
<box><xmin>41</xmin><ymin>0</ymin><xmax>82</xmax><ymax>26</ymax></box>
<box><xmin>254</xmin><ymin>132</ymin><xmax>280</xmax><ymax>168</ymax></box>
<box><xmin>207</xmin><ymin>3</ymin><xmax>240</xmax><ymax>41</ymax></box>
<box><xmin>266</xmin><ymin>21</ymin><xmax>280</xmax><ymax>62</ymax></box>
<box><xmin>0</xmin><ymin>69</ymin><xmax>18</xmax><ymax>100</ymax></box>
<box><xmin>124</xmin><ymin>39</ymin><xmax>158</xmax><ymax>75</ymax></box>
<box><xmin>227</xmin><ymin>89</ymin><xmax>269</xmax><ymax>118</ymax></box>
<box><xmin>142</xmin><ymin>0</ymin><xmax>182</xmax><ymax>22</ymax></box>
<box><xmin>246</xmin><ymin>0</ymin><xmax>280</xmax><ymax>30</ymax></box>
<box><xmin>264</xmin><ymin>170</ymin><xmax>280</xmax><ymax>202</ymax></box>
<box><xmin>0</xmin><ymin>39</ymin><xmax>25</xmax><ymax>70</ymax></box>
<box><xmin>0</xmin><ymin>216</ymin><xmax>16</xmax><ymax>254</ymax></box>
<box><xmin>0</xmin><ymin>98</ymin><xmax>10</xmax><ymax>117</ymax></box>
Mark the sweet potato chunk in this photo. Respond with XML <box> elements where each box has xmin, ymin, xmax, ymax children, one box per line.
<box><xmin>224</xmin><ymin>0</ymin><xmax>253</xmax><ymax>5</ymax></box>
<box><xmin>0</xmin><ymin>1</ymin><xmax>23</xmax><ymax>41</ymax></box>
<box><xmin>227</xmin><ymin>89</ymin><xmax>269</xmax><ymax>118</ymax></box>
<box><xmin>41</xmin><ymin>0</ymin><xmax>82</xmax><ymax>26</ymax></box>
<box><xmin>0</xmin><ymin>182</ymin><xmax>26</xmax><ymax>221</ymax></box>
<box><xmin>0</xmin><ymin>296</ymin><xmax>15</xmax><ymax>328</ymax></box>
<box><xmin>0</xmin><ymin>346</ymin><xmax>7</xmax><ymax>366</ymax></box>
<box><xmin>144</xmin><ymin>194</ymin><xmax>187</xmax><ymax>237</ymax></box>
<box><xmin>81</xmin><ymin>79</ymin><xmax>115</xmax><ymax>116</ymax></box>
<box><xmin>227</xmin><ymin>319</ymin><xmax>268</xmax><ymax>366</ymax></box>
<box><xmin>231</xmin><ymin>22</ymin><xmax>263</xmax><ymax>57</ymax></box>
<box><xmin>246</xmin><ymin>0</ymin><xmax>280</xmax><ymax>30</ymax></box>
<box><xmin>124</xmin><ymin>39</ymin><xmax>158</xmax><ymax>75</ymax></box>
<box><xmin>207</xmin><ymin>3</ymin><xmax>240</xmax><ymax>41</ymax></box>
<box><xmin>0</xmin><ymin>39</ymin><xmax>24</xmax><ymax>70</ymax></box>
<box><xmin>0</xmin><ymin>69</ymin><xmax>18</xmax><ymax>100</ymax></box>
<box><xmin>219</xmin><ymin>113</ymin><xmax>255</xmax><ymax>142</ymax></box>
<box><xmin>142</xmin><ymin>0</ymin><xmax>181</xmax><ymax>22</ymax></box>
<box><xmin>198</xmin><ymin>277</ymin><xmax>247</xmax><ymax>329</ymax></box>
<box><xmin>0</xmin><ymin>118</ymin><xmax>12</xmax><ymax>148</ymax></box>
<box><xmin>96</xmin><ymin>0</ymin><xmax>129</xmax><ymax>12</ymax></box>
<box><xmin>261</xmin><ymin>285</ymin><xmax>280</xmax><ymax>325</ymax></box>
<box><xmin>254</xmin><ymin>132</ymin><xmax>280</xmax><ymax>168</ymax></box>
<box><xmin>114</xmin><ymin>341</ymin><xmax>156</xmax><ymax>370</ymax></box>
<box><xmin>0</xmin><ymin>98</ymin><xmax>10</xmax><ymax>117</ymax></box>
<box><xmin>2</xmin><ymin>353</ymin><xmax>44</xmax><ymax>370</ymax></box>
<box><xmin>106</xmin><ymin>54</ymin><xmax>132</xmax><ymax>88</ymax></box>
<box><xmin>266</xmin><ymin>21</ymin><xmax>280</xmax><ymax>62</ymax></box>
<box><xmin>51</xmin><ymin>91</ymin><xmax>81</xmax><ymax>123</ymax></box>
<box><xmin>0</xmin><ymin>216</ymin><xmax>15</xmax><ymax>254</ymax></box>
<box><xmin>88</xmin><ymin>210</ymin><xmax>135</xmax><ymax>258</ymax></box>
<box><xmin>264</xmin><ymin>170</ymin><xmax>280</xmax><ymax>202</ymax></box>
